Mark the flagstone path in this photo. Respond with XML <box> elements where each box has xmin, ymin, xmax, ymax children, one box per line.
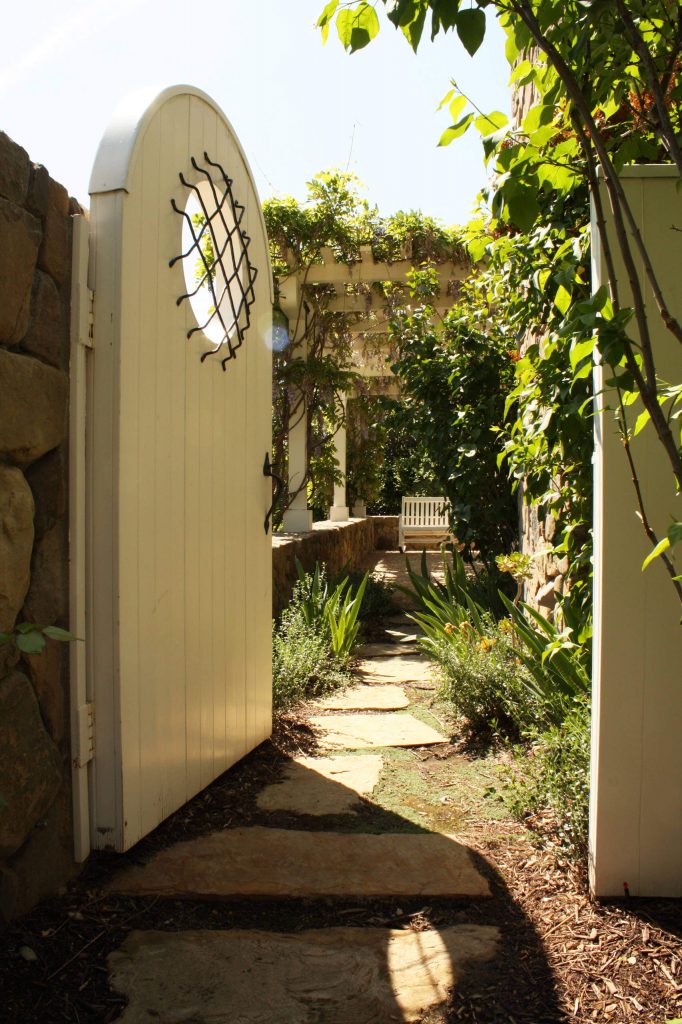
<box><xmin>107</xmin><ymin>557</ymin><xmax>499</xmax><ymax>1023</ymax></box>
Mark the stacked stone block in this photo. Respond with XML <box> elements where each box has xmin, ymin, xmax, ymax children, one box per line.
<box><xmin>0</xmin><ymin>131</ymin><xmax>81</xmax><ymax>921</ymax></box>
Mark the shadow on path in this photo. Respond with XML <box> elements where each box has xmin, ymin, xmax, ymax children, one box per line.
<box><xmin>1</xmin><ymin>742</ymin><xmax>568</xmax><ymax>1023</ymax></box>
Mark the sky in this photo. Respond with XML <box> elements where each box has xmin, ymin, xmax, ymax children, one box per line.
<box><xmin>1</xmin><ymin>0</ymin><xmax>510</xmax><ymax>226</ymax></box>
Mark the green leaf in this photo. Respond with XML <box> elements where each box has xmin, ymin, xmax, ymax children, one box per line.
<box><xmin>317</xmin><ymin>0</ymin><xmax>339</xmax><ymax>43</ymax></box>
<box><xmin>554</xmin><ymin>284</ymin><xmax>572</xmax><ymax>315</ymax></box>
<box><xmin>633</xmin><ymin>408</ymin><xmax>650</xmax><ymax>436</ymax></box>
<box><xmin>438</xmin><ymin>113</ymin><xmax>474</xmax><ymax>146</ymax></box>
<box><xmin>642</xmin><ymin>523</ymin><xmax>682</xmax><ymax>571</ymax></box>
<box><xmin>431</xmin><ymin>0</ymin><xmax>459</xmax><ymax>38</ymax></box>
<box><xmin>642</xmin><ymin>535</ymin><xmax>670</xmax><ymax>571</ymax></box>
<box><xmin>436</xmin><ymin>87</ymin><xmax>455</xmax><ymax>111</ymax></box>
<box><xmin>43</xmin><ymin>626</ymin><xmax>79</xmax><ymax>642</ymax></box>
<box><xmin>474</xmin><ymin>111</ymin><xmax>509</xmax><ymax>136</ymax></box>
<box><xmin>448</xmin><ymin>94</ymin><xmax>467</xmax><ymax>122</ymax></box>
<box><xmin>455</xmin><ymin>8</ymin><xmax>486</xmax><ymax>56</ymax></box>
<box><xmin>536</xmin><ymin>268</ymin><xmax>551</xmax><ymax>293</ymax></box>
<box><xmin>505</xmin><ymin>185</ymin><xmax>540</xmax><ymax>232</ymax></box>
<box><xmin>16</xmin><ymin>630</ymin><xmax>46</xmax><ymax>655</ymax></box>
<box><xmin>509</xmin><ymin>59</ymin><xmax>534</xmax><ymax>85</ymax></box>
<box><xmin>467</xmin><ymin>235</ymin><xmax>490</xmax><ymax>262</ymax></box>
<box><xmin>389</xmin><ymin>0</ymin><xmax>428</xmax><ymax>51</ymax></box>
<box><xmin>336</xmin><ymin>3</ymin><xmax>380</xmax><ymax>51</ymax></box>
<box><xmin>522</xmin><ymin>104</ymin><xmax>554</xmax><ymax>135</ymax></box>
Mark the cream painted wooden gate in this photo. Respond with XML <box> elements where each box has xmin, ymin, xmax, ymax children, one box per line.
<box><xmin>84</xmin><ymin>86</ymin><xmax>273</xmax><ymax>852</ymax></box>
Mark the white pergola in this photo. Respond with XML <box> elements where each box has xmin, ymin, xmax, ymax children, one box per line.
<box><xmin>277</xmin><ymin>245</ymin><xmax>469</xmax><ymax>530</ymax></box>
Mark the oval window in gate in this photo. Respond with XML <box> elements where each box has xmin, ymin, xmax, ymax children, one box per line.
<box><xmin>171</xmin><ymin>153</ymin><xmax>258</xmax><ymax>370</ymax></box>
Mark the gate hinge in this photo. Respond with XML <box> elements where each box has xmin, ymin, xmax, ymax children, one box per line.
<box><xmin>74</xmin><ymin>702</ymin><xmax>94</xmax><ymax>768</ymax></box>
<box><xmin>84</xmin><ymin>290</ymin><xmax>95</xmax><ymax>349</ymax></box>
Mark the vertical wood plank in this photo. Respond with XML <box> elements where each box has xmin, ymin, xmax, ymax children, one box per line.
<box><xmin>133</xmin><ymin>114</ymin><xmax>162</xmax><ymax>843</ymax></box>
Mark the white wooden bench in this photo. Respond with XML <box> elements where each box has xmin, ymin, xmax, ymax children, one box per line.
<box><xmin>399</xmin><ymin>497</ymin><xmax>452</xmax><ymax>551</ymax></box>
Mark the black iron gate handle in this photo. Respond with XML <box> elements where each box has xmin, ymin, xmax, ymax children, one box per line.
<box><xmin>263</xmin><ymin>452</ymin><xmax>284</xmax><ymax>535</ymax></box>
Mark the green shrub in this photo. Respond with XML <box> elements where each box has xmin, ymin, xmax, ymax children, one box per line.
<box><xmin>272</xmin><ymin>561</ymin><xmax>367</xmax><ymax>712</ymax></box>
<box><xmin>502</xmin><ymin>700</ymin><xmax>591</xmax><ymax>861</ymax></box>
<box><xmin>272</xmin><ymin>606</ymin><xmax>351</xmax><ymax>712</ymax></box>
<box><xmin>431</xmin><ymin>617</ymin><xmax>540</xmax><ymax>739</ymax></box>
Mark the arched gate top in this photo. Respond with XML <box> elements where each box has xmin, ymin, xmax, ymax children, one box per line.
<box><xmin>89</xmin><ymin>83</ymin><xmax>273</xmax><ymax>303</ymax></box>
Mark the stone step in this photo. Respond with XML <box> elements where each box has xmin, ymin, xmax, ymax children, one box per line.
<box><xmin>109</xmin><ymin>925</ymin><xmax>499</xmax><ymax>1024</ymax></box>
<box><xmin>384</xmin><ymin>615</ymin><xmax>418</xmax><ymax>627</ymax></box>
<box><xmin>384</xmin><ymin>628</ymin><xmax>421</xmax><ymax>644</ymax></box>
<box><xmin>256</xmin><ymin>754</ymin><xmax>383</xmax><ymax>815</ymax></box>
<box><xmin>109</xmin><ymin>826</ymin><xmax>490</xmax><ymax>900</ymax></box>
<box><xmin>357</xmin><ymin>657</ymin><xmax>436</xmax><ymax>687</ymax></box>
<box><xmin>309</xmin><ymin>712</ymin><xmax>447</xmax><ymax>750</ymax></box>
<box><xmin>318</xmin><ymin>684</ymin><xmax>410</xmax><ymax>711</ymax></box>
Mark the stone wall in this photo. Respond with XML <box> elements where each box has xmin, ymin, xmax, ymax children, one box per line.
<box><xmin>272</xmin><ymin>516</ymin><xmax>399</xmax><ymax>617</ymax></box>
<box><xmin>0</xmin><ymin>131</ymin><xmax>81</xmax><ymax>921</ymax></box>
<box><xmin>520</xmin><ymin>499</ymin><xmax>569</xmax><ymax>613</ymax></box>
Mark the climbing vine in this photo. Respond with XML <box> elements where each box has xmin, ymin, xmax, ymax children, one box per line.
<box><xmin>263</xmin><ymin>171</ymin><xmax>466</xmax><ymax>524</ymax></box>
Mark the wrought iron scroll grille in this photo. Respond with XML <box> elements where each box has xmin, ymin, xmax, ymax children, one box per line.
<box><xmin>170</xmin><ymin>152</ymin><xmax>258</xmax><ymax>370</ymax></box>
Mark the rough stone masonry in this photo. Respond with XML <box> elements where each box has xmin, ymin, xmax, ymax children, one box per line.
<box><xmin>0</xmin><ymin>129</ymin><xmax>82</xmax><ymax>922</ymax></box>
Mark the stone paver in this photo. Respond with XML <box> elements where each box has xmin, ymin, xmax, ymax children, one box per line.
<box><xmin>256</xmin><ymin>754</ymin><xmax>382</xmax><ymax>815</ymax></box>
<box><xmin>309</xmin><ymin>711</ymin><xmax>447</xmax><ymax>749</ymax></box>
<box><xmin>109</xmin><ymin>826</ymin><xmax>490</xmax><ymax>899</ymax></box>
<box><xmin>109</xmin><ymin>925</ymin><xmax>499</xmax><ymax>1024</ymax></box>
<box><xmin>318</xmin><ymin>683</ymin><xmax>410</xmax><ymax>711</ymax></box>
<box><xmin>357</xmin><ymin>656</ymin><xmax>436</xmax><ymax>687</ymax></box>
<box><xmin>360</xmin><ymin>551</ymin><xmax>446</xmax><ymax>612</ymax></box>
<box><xmin>356</xmin><ymin>641</ymin><xmax>420</xmax><ymax>657</ymax></box>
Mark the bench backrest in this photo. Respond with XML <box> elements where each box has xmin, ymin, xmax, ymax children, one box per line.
<box><xmin>401</xmin><ymin>496</ymin><xmax>450</xmax><ymax>528</ymax></box>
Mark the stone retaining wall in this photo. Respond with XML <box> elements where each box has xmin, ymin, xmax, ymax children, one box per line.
<box><xmin>272</xmin><ymin>516</ymin><xmax>399</xmax><ymax>617</ymax></box>
<box><xmin>0</xmin><ymin>131</ymin><xmax>81</xmax><ymax>922</ymax></box>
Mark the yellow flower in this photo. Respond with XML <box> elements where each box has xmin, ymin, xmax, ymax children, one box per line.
<box><xmin>444</xmin><ymin>622</ymin><xmax>455</xmax><ymax>635</ymax></box>
<box><xmin>478</xmin><ymin>636</ymin><xmax>497</xmax><ymax>653</ymax></box>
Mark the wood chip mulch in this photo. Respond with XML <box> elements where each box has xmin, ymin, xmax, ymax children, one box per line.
<box><xmin>456</xmin><ymin>825</ymin><xmax>682</xmax><ymax>1024</ymax></box>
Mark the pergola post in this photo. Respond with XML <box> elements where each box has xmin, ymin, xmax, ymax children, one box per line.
<box><xmin>280</xmin><ymin>274</ymin><xmax>313</xmax><ymax>534</ymax></box>
<box><xmin>329</xmin><ymin>394</ymin><xmax>350</xmax><ymax>522</ymax></box>
<box><xmin>282</xmin><ymin>399</ymin><xmax>313</xmax><ymax>533</ymax></box>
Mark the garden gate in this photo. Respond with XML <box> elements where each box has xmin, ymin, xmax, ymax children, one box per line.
<box><xmin>72</xmin><ymin>86</ymin><xmax>273</xmax><ymax>854</ymax></box>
